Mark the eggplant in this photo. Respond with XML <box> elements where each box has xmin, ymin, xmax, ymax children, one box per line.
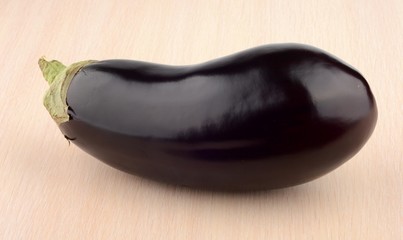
<box><xmin>39</xmin><ymin>43</ymin><xmax>377</xmax><ymax>191</ymax></box>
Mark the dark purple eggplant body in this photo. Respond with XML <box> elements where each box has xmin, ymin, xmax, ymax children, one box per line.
<box><xmin>59</xmin><ymin>44</ymin><xmax>377</xmax><ymax>191</ymax></box>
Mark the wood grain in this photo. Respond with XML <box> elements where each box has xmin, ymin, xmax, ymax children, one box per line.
<box><xmin>0</xmin><ymin>0</ymin><xmax>402</xmax><ymax>239</ymax></box>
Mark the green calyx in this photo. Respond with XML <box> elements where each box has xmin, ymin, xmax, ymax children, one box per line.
<box><xmin>39</xmin><ymin>57</ymin><xmax>96</xmax><ymax>125</ymax></box>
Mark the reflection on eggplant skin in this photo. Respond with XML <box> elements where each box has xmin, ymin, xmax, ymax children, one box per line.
<box><xmin>295</xmin><ymin>62</ymin><xmax>371</xmax><ymax>122</ymax></box>
<box><xmin>62</xmin><ymin>43</ymin><xmax>377</xmax><ymax>190</ymax></box>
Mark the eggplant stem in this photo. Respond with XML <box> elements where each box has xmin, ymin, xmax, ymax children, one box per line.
<box><xmin>39</xmin><ymin>57</ymin><xmax>97</xmax><ymax>125</ymax></box>
<box><xmin>38</xmin><ymin>57</ymin><xmax>66</xmax><ymax>85</ymax></box>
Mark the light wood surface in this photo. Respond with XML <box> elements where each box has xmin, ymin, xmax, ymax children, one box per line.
<box><xmin>1</xmin><ymin>0</ymin><xmax>402</xmax><ymax>239</ymax></box>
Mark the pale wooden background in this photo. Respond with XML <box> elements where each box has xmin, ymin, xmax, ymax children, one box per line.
<box><xmin>0</xmin><ymin>0</ymin><xmax>402</xmax><ymax>239</ymax></box>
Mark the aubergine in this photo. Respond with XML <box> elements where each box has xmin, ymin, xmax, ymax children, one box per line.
<box><xmin>39</xmin><ymin>43</ymin><xmax>377</xmax><ymax>191</ymax></box>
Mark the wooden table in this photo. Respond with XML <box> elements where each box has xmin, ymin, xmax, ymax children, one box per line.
<box><xmin>1</xmin><ymin>0</ymin><xmax>401</xmax><ymax>239</ymax></box>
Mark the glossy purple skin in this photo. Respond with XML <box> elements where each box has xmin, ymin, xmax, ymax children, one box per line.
<box><xmin>59</xmin><ymin>44</ymin><xmax>377</xmax><ymax>191</ymax></box>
